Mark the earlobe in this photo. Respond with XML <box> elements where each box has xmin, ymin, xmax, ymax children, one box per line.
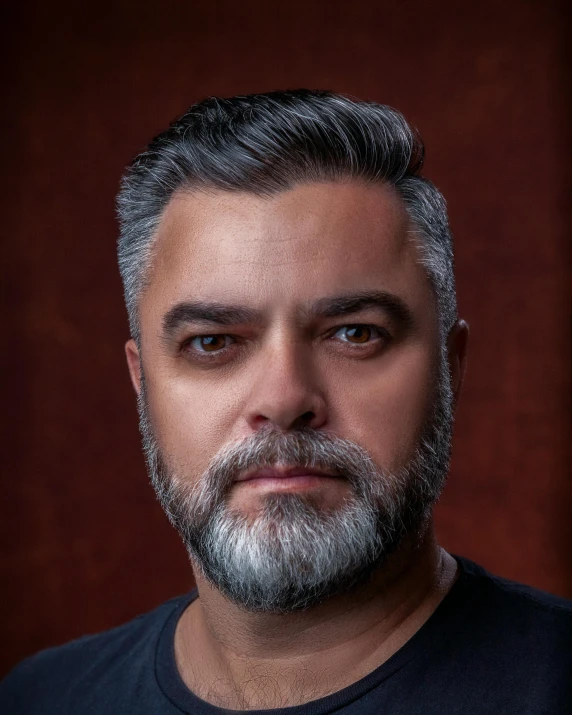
<box><xmin>447</xmin><ymin>320</ymin><xmax>469</xmax><ymax>408</ymax></box>
<box><xmin>125</xmin><ymin>339</ymin><xmax>142</xmax><ymax>395</ymax></box>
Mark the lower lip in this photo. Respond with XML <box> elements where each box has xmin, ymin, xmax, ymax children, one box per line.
<box><xmin>236</xmin><ymin>474</ymin><xmax>339</xmax><ymax>492</ymax></box>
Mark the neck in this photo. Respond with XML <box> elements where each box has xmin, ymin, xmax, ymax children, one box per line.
<box><xmin>174</xmin><ymin>522</ymin><xmax>458</xmax><ymax>710</ymax></box>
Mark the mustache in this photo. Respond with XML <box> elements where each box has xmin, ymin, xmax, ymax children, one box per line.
<box><xmin>185</xmin><ymin>426</ymin><xmax>384</xmax><ymax>517</ymax></box>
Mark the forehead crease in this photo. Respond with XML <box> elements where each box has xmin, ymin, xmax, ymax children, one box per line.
<box><xmin>148</xmin><ymin>183</ymin><xmax>416</xmax><ymax>298</ymax></box>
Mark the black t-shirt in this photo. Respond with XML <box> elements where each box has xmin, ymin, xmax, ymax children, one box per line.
<box><xmin>2</xmin><ymin>556</ymin><xmax>571</xmax><ymax>714</ymax></box>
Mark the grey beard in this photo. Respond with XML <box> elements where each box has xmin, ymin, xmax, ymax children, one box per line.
<box><xmin>137</xmin><ymin>347</ymin><xmax>454</xmax><ymax>613</ymax></box>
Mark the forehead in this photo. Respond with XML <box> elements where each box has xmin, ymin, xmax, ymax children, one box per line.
<box><xmin>140</xmin><ymin>181</ymin><xmax>433</xmax><ymax>320</ymax></box>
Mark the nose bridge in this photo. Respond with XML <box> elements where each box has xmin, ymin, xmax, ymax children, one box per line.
<box><xmin>245</xmin><ymin>329</ymin><xmax>326</xmax><ymax>431</ymax></box>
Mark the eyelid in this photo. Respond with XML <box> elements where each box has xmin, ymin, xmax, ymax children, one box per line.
<box><xmin>330</xmin><ymin>323</ymin><xmax>391</xmax><ymax>341</ymax></box>
<box><xmin>183</xmin><ymin>333</ymin><xmax>237</xmax><ymax>354</ymax></box>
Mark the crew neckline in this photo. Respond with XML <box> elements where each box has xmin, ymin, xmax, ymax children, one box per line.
<box><xmin>155</xmin><ymin>555</ymin><xmax>479</xmax><ymax>715</ymax></box>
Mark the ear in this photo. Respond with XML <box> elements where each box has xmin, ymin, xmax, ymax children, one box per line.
<box><xmin>125</xmin><ymin>339</ymin><xmax>142</xmax><ymax>395</ymax></box>
<box><xmin>446</xmin><ymin>319</ymin><xmax>469</xmax><ymax>409</ymax></box>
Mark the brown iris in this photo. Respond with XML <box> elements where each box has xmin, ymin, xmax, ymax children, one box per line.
<box><xmin>344</xmin><ymin>326</ymin><xmax>372</xmax><ymax>343</ymax></box>
<box><xmin>199</xmin><ymin>335</ymin><xmax>227</xmax><ymax>351</ymax></box>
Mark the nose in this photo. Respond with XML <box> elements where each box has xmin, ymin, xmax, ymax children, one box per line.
<box><xmin>244</xmin><ymin>339</ymin><xmax>328</xmax><ymax>432</ymax></box>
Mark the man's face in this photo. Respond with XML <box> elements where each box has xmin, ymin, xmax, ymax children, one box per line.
<box><xmin>128</xmin><ymin>181</ymin><xmax>453</xmax><ymax>611</ymax></box>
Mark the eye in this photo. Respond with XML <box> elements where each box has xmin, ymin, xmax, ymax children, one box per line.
<box><xmin>187</xmin><ymin>334</ymin><xmax>234</xmax><ymax>353</ymax></box>
<box><xmin>333</xmin><ymin>324</ymin><xmax>386</xmax><ymax>344</ymax></box>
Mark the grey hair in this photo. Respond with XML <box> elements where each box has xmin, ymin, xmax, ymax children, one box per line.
<box><xmin>136</xmin><ymin>337</ymin><xmax>454</xmax><ymax>612</ymax></box>
<box><xmin>117</xmin><ymin>90</ymin><xmax>457</xmax><ymax>344</ymax></box>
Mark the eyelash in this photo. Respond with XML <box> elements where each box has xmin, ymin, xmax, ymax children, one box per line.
<box><xmin>181</xmin><ymin>324</ymin><xmax>391</xmax><ymax>362</ymax></box>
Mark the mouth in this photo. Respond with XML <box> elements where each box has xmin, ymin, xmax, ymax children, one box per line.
<box><xmin>233</xmin><ymin>466</ymin><xmax>341</xmax><ymax>493</ymax></box>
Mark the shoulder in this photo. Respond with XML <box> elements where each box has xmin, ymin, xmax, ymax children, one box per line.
<box><xmin>454</xmin><ymin>555</ymin><xmax>572</xmax><ymax>649</ymax></box>
<box><xmin>0</xmin><ymin>594</ymin><xmax>191</xmax><ymax>714</ymax></box>
<box><xmin>456</xmin><ymin>555</ymin><xmax>572</xmax><ymax>612</ymax></box>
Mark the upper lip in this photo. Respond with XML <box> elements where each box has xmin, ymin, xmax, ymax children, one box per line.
<box><xmin>234</xmin><ymin>466</ymin><xmax>339</xmax><ymax>483</ymax></box>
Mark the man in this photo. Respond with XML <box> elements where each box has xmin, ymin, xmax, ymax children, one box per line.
<box><xmin>2</xmin><ymin>89</ymin><xmax>570</xmax><ymax>713</ymax></box>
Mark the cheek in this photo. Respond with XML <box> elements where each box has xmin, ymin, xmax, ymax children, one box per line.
<box><xmin>331</xmin><ymin>346</ymin><xmax>436</xmax><ymax>468</ymax></box>
<box><xmin>143</xmin><ymin>342</ymin><xmax>438</xmax><ymax>479</ymax></box>
<box><xmin>144</xmin><ymin>373</ymin><xmax>243</xmax><ymax>477</ymax></box>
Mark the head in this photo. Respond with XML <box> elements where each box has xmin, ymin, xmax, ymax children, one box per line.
<box><xmin>117</xmin><ymin>90</ymin><xmax>468</xmax><ymax>613</ymax></box>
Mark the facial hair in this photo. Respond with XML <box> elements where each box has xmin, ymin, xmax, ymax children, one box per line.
<box><xmin>137</xmin><ymin>346</ymin><xmax>454</xmax><ymax>613</ymax></box>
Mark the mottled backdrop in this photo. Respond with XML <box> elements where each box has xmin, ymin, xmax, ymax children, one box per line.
<box><xmin>2</xmin><ymin>0</ymin><xmax>570</xmax><ymax>677</ymax></box>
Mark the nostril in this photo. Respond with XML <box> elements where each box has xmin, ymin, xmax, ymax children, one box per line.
<box><xmin>300</xmin><ymin>411</ymin><xmax>315</xmax><ymax>422</ymax></box>
<box><xmin>252</xmin><ymin>415</ymin><xmax>271</xmax><ymax>425</ymax></box>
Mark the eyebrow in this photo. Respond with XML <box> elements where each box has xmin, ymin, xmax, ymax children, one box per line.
<box><xmin>307</xmin><ymin>291</ymin><xmax>414</xmax><ymax>328</ymax></box>
<box><xmin>162</xmin><ymin>290</ymin><xmax>414</xmax><ymax>338</ymax></box>
<box><xmin>163</xmin><ymin>301</ymin><xmax>263</xmax><ymax>337</ymax></box>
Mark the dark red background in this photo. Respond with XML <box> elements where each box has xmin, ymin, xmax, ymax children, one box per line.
<box><xmin>2</xmin><ymin>0</ymin><xmax>570</xmax><ymax>677</ymax></box>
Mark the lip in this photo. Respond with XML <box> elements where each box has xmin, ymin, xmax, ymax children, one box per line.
<box><xmin>234</xmin><ymin>466</ymin><xmax>339</xmax><ymax>483</ymax></box>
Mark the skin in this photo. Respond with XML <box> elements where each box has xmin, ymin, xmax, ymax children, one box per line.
<box><xmin>125</xmin><ymin>180</ymin><xmax>469</xmax><ymax>709</ymax></box>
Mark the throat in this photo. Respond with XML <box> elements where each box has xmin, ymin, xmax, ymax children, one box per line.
<box><xmin>176</xmin><ymin>647</ymin><xmax>342</xmax><ymax>710</ymax></box>
<box><xmin>174</xmin><ymin>541</ymin><xmax>457</xmax><ymax>710</ymax></box>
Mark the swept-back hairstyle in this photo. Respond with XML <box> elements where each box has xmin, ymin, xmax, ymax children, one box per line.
<box><xmin>117</xmin><ymin>89</ymin><xmax>456</xmax><ymax>343</ymax></box>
